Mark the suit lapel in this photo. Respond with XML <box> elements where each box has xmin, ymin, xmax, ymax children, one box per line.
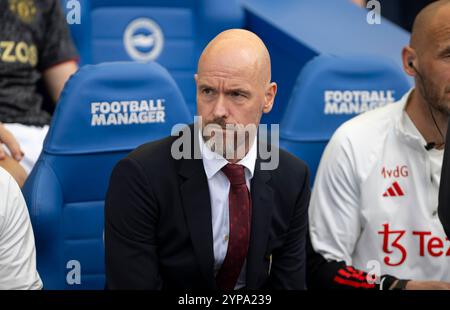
<box><xmin>177</xmin><ymin>125</ymin><xmax>274</xmax><ymax>289</ymax></box>
<box><xmin>178</xmin><ymin>126</ymin><xmax>216</xmax><ymax>289</ymax></box>
<box><xmin>246</xmin><ymin>155</ymin><xmax>274</xmax><ymax>289</ymax></box>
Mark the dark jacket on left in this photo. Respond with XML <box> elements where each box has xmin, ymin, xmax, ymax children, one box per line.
<box><xmin>105</xmin><ymin>127</ymin><xmax>310</xmax><ymax>290</ymax></box>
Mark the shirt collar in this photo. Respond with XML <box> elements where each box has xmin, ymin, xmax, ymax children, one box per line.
<box><xmin>198</xmin><ymin>128</ymin><xmax>257</xmax><ymax>180</ymax></box>
<box><xmin>396</xmin><ymin>88</ymin><xmax>433</xmax><ymax>150</ymax></box>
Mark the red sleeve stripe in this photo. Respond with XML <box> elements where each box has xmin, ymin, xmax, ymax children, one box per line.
<box><xmin>338</xmin><ymin>269</ymin><xmax>353</xmax><ymax>278</ymax></box>
<box><xmin>333</xmin><ymin>276</ymin><xmax>376</xmax><ymax>289</ymax></box>
<box><xmin>342</xmin><ymin>267</ymin><xmax>366</xmax><ymax>281</ymax></box>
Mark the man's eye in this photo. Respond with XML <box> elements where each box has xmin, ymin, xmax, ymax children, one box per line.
<box><xmin>230</xmin><ymin>91</ymin><xmax>244</xmax><ymax>98</ymax></box>
<box><xmin>202</xmin><ymin>88</ymin><xmax>213</xmax><ymax>95</ymax></box>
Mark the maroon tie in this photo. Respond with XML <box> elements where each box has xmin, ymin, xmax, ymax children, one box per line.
<box><xmin>216</xmin><ymin>163</ymin><xmax>252</xmax><ymax>290</ymax></box>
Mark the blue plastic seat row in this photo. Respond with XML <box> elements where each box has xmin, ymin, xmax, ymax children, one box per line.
<box><xmin>23</xmin><ymin>61</ymin><xmax>192</xmax><ymax>289</ymax></box>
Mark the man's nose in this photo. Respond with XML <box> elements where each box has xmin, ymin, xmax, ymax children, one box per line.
<box><xmin>212</xmin><ymin>94</ymin><xmax>229</xmax><ymax>119</ymax></box>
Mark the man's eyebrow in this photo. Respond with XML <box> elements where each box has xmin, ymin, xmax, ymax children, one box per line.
<box><xmin>197</xmin><ymin>84</ymin><xmax>251</xmax><ymax>95</ymax></box>
<box><xmin>198</xmin><ymin>83</ymin><xmax>214</xmax><ymax>89</ymax></box>
<box><xmin>226</xmin><ymin>88</ymin><xmax>251</xmax><ymax>95</ymax></box>
<box><xmin>438</xmin><ymin>45</ymin><xmax>450</xmax><ymax>56</ymax></box>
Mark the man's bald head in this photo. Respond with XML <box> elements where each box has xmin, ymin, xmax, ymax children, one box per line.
<box><xmin>411</xmin><ymin>0</ymin><xmax>450</xmax><ymax>55</ymax></box>
<box><xmin>404</xmin><ymin>0</ymin><xmax>450</xmax><ymax>124</ymax></box>
<box><xmin>197</xmin><ymin>29</ymin><xmax>272</xmax><ymax>85</ymax></box>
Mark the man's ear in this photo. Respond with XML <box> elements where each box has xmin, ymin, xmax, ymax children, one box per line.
<box><xmin>402</xmin><ymin>46</ymin><xmax>417</xmax><ymax>77</ymax></box>
<box><xmin>262</xmin><ymin>82</ymin><xmax>277</xmax><ymax>114</ymax></box>
<box><xmin>194</xmin><ymin>73</ymin><xmax>198</xmax><ymax>84</ymax></box>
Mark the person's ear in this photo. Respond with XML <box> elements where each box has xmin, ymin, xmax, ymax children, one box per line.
<box><xmin>262</xmin><ymin>82</ymin><xmax>277</xmax><ymax>114</ymax></box>
<box><xmin>402</xmin><ymin>46</ymin><xmax>417</xmax><ymax>77</ymax></box>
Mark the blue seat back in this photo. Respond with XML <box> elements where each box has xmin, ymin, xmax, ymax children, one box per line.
<box><xmin>23</xmin><ymin>61</ymin><xmax>192</xmax><ymax>289</ymax></box>
<box><xmin>280</xmin><ymin>54</ymin><xmax>411</xmax><ymax>183</ymax></box>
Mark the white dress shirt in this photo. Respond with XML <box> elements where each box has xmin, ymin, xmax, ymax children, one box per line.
<box><xmin>0</xmin><ymin>167</ymin><xmax>42</xmax><ymax>290</ymax></box>
<box><xmin>198</xmin><ymin>129</ymin><xmax>257</xmax><ymax>289</ymax></box>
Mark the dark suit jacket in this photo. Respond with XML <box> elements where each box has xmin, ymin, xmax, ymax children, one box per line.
<box><xmin>105</xmin><ymin>125</ymin><xmax>310</xmax><ymax>290</ymax></box>
<box><xmin>439</xmin><ymin>121</ymin><xmax>450</xmax><ymax>239</ymax></box>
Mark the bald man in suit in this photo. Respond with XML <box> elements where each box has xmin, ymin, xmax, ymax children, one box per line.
<box><xmin>105</xmin><ymin>29</ymin><xmax>310</xmax><ymax>290</ymax></box>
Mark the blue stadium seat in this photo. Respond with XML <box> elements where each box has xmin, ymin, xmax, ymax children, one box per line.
<box><xmin>279</xmin><ymin>54</ymin><xmax>411</xmax><ymax>184</ymax></box>
<box><xmin>22</xmin><ymin>61</ymin><xmax>192</xmax><ymax>289</ymax></box>
<box><xmin>60</xmin><ymin>0</ymin><xmax>244</xmax><ymax>116</ymax></box>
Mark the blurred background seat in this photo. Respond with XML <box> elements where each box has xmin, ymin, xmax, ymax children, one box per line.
<box><xmin>61</xmin><ymin>0</ymin><xmax>412</xmax><ymax>124</ymax></box>
<box><xmin>60</xmin><ymin>0</ymin><xmax>244</xmax><ymax>116</ymax></box>
<box><xmin>279</xmin><ymin>54</ymin><xmax>411</xmax><ymax>184</ymax></box>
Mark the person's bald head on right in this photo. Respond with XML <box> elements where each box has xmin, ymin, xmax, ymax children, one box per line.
<box><xmin>410</xmin><ymin>0</ymin><xmax>450</xmax><ymax>57</ymax></box>
<box><xmin>402</xmin><ymin>0</ymin><xmax>450</xmax><ymax>144</ymax></box>
<box><xmin>402</xmin><ymin>0</ymin><xmax>450</xmax><ymax>108</ymax></box>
